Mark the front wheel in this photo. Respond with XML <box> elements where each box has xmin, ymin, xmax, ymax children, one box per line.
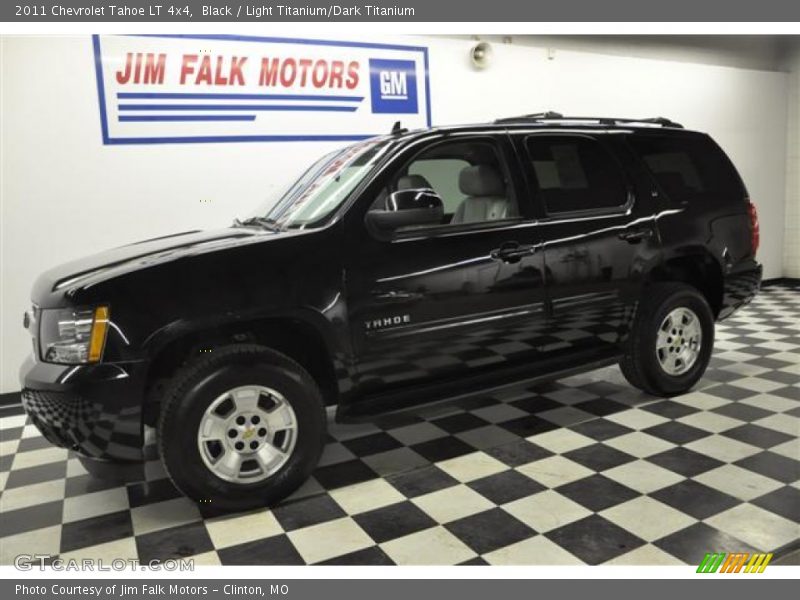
<box><xmin>620</xmin><ymin>283</ymin><xmax>715</xmax><ymax>397</ymax></box>
<box><xmin>158</xmin><ymin>344</ymin><xmax>326</xmax><ymax>512</ymax></box>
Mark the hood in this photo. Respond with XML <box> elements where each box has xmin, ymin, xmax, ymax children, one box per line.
<box><xmin>32</xmin><ymin>227</ymin><xmax>282</xmax><ymax>304</ymax></box>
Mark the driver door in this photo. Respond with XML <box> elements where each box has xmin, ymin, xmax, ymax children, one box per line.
<box><xmin>342</xmin><ymin>133</ymin><xmax>548</xmax><ymax>413</ymax></box>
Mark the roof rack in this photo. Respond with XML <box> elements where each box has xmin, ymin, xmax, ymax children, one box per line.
<box><xmin>495</xmin><ymin>112</ymin><xmax>683</xmax><ymax>129</ymax></box>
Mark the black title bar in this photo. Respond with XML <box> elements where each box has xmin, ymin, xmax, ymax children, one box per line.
<box><xmin>4</xmin><ymin>0</ymin><xmax>800</xmax><ymax>22</ymax></box>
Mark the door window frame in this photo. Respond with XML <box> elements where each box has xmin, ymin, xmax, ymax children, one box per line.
<box><xmin>363</xmin><ymin>133</ymin><xmax>535</xmax><ymax>242</ymax></box>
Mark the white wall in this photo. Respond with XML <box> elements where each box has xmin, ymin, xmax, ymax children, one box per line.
<box><xmin>0</xmin><ymin>35</ymin><xmax>791</xmax><ymax>393</ymax></box>
<box><xmin>784</xmin><ymin>48</ymin><xmax>800</xmax><ymax>278</ymax></box>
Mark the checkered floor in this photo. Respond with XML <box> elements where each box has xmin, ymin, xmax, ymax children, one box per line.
<box><xmin>1</xmin><ymin>284</ymin><xmax>798</xmax><ymax>566</ymax></box>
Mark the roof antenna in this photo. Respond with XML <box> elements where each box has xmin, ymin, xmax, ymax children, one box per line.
<box><xmin>391</xmin><ymin>121</ymin><xmax>407</xmax><ymax>135</ymax></box>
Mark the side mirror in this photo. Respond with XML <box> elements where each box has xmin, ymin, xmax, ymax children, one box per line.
<box><xmin>365</xmin><ymin>188</ymin><xmax>444</xmax><ymax>239</ymax></box>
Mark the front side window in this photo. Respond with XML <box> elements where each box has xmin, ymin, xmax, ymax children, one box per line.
<box><xmin>375</xmin><ymin>139</ymin><xmax>519</xmax><ymax>232</ymax></box>
<box><xmin>525</xmin><ymin>136</ymin><xmax>628</xmax><ymax>214</ymax></box>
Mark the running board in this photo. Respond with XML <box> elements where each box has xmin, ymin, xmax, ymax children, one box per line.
<box><xmin>337</xmin><ymin>351</ymin><xmax>621</xmax><ymax>423</ymax></box>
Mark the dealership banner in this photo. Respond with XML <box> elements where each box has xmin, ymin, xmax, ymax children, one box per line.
<box><xmin>93</xmin><ymin>34</ymin><xmax>431</xmax><ymax>144</ymax></box>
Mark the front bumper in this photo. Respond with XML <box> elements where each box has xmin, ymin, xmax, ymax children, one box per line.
<box><xmin>718</xmin><ymin>261</ymin><xmax>763</xmax><ymax>320</ymax></box>
<box><xmin>19</xmin><ymin>355</ymin><xmax>146</xmax><ymax>462</ymax></box>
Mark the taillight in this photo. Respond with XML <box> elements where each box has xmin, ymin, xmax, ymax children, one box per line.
<box><xmin>747</xmin><ymin>200</ymin><xmax>760</xmax><ymax>256</ymax></box>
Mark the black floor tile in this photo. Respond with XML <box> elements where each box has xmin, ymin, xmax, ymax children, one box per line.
<box><xmin>459</xmin><ymin>556</ymin><xmax>489</xmax><ymax>565</ymax></box>
<box><xmin>411</xmin><ymin>437</ymin><xmax>474</xmax><ymax>462</ymax></box>
<box><xmin>569</xmin><ymin>419</ymin><xmax>634</xmax><ymax>442</ymax></box>
<box><xmin>721</xmin><ymin>424</ymin><xmax>794</xmax><ymax>449</ymax></box>
<box><xmin>60</xmin><ymin>510</ymin><xmax>133</xmax><ymax>553</ymax></box>
<box><xmin>453</xmin><ymin>396</ymin><xmax>498</xmax><ymax>412</ymax></box>
<box><xmin>484</xmin><ymin>440</ymin><xmax>553</xmax><ymax>467</ymax></box>
<box><xmin>758</xmin><ymin>370</ymin><xmax>800</xmax><ymax>385</ymax></box>
<box><xmin>272</xmin><ymin>494</ymin><xmax>346</xmax><ymax>532</ymax></box>
<box><xmin>317</xmin><ymin>545</ymin><xmax>395</xmax><ymax>565</ymax></box>
<box><xmin>217</xmin><ymin>534</ymin><xmax>304</xmax><ymax>565</ymax></box>
<box><xmin>555</xmin><ymin>474</ymin><xmax>639</xmax><ymax>512</ymax></box>
<box><xmin>386</xmin><ymin>465</ymin><xmax>459</xmax><ymax>498</ymax></box>
<box><xmin>643</xmin><ymin>422</ymin><xmax>709</xmax><ymax>445</ymax></box>
<box><xmin>431</xmin><ymin>412</ymin><xmax>490</xmax><ymax>434</ymax></box>
<box><xmin>135</xmin><ymin>521</ymin><xmax>214</xmax><ymax>562</ymax></box>
<box><xmin>654</xmin><ymin>522</ymin><xmax>760</xmax><ymax>565</ymax></box>
<box><xmin>353</xmin><ymin>501</ymin><xmax>436</xmax><ymax>544</ymax></box>
<box><xmin>511</xmin><ymin>395</ymin><xmax>562</xmax><ymax>414</ymax></box>
<box><xmin>647</xmin><ymin>447</ymin><xmax>724</xmax><ymax>478</ymax></box>
<box><xmin>650</xmin><ymin>480</ymin><xmax>740</xmax><ymax>520</ymax></box>
<box><xmin>563</xmin><ymin>443</ymin><xmax>637</xmax><ymax>472</ymax></box>
<box><xmin>16</xmin><ymin>436</ymin><xmax>56</xmax><ymax>453</ymax></box>
<box><xmin>705</xmin><ymin>384</ymin><xmax>758</xmax><ymax>401</ymax></box>
<box><xmin>497</xmin><ymin>415</ymin><xmax>559</xmax><ymax>438</ymax></box>
<box><xmin>641</xmin><ymin>400</ymin><xmax>700</xmax><ymax>420</ymax></box>
<box><xmin>751</xmin><ymin>486</ymin><xmax>800</xmax><ymax>523</ymax></box>
<box><xmin>545</xmin><ymin>515</ymin><xmax>645</xmax><ymax>565</ymax></box>
<box><xmin>735</xmin><ymin>451</ymin><xmax>800</xmax><ymax>484</ymax></box>
<box><xmin>0</xmin><ymin>454</ymin><xmax>14</xmax><ymax>472</ymax></box>
<box><xmin>701</xmin><ymin>369</ymin><xmax>746</xmax><ymax>384</ymax></box>
<box><xmin>468</xmin><ymin>470</ymin><xmax>546</xmax><ymax>505</ymax></box>
<box><xmin>341</xmin><ymin>432</ymin><xmax>403</xmax><ymax>457</ymax></box>
<box><xmin>445</xmin><ymin>508</ymin><xmax>534</xmax><ymax>555</ymax></box>
<box><xmin>373</xmin><ymin>413</ymin><xmax>424</xmax><ymax>430</ymax></box>
<box><xmin>573</xmin><ymin>398</ymin><xmax>629</xmax><ymax>417</ymax></box>
<box><xmin>4</xmin><ymin>461</ymin><xmax>67</xmax><ymax>489</ymax></box>
<box><xmin>712</xmin><ymin>403</ymin><xmax>774</xmax><ymax>423</ymax></box>
<box><xmin>768</xmin><ymin>386</ymin><xmax>800</xmax><ymax>401</ymax></box>
<box><xmin>0</xmin><ymin>500</ymin><xmax>64</xmax><ymax>537</ymax></box>
<box><xmin>313</xmin><ymin>459</ymin><xmax>379</xmax><ymax>490</ymax></box>
<box><xmin>747</xmin><ymin>357</ymin><xmax>797</xmax><ymax>370</ymax></box>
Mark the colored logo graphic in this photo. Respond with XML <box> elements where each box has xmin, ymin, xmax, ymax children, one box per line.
<box><xmin>696</xmin><ymin>552</ymin><xmax>773</xmax><ymax>573</ymax></box>
<box><xmin>369</xmin><ymin>59</ymin><xmax>418</xmax><ymax>114</ymax></box>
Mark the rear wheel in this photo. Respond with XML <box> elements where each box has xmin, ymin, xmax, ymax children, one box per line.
<box><xmin>158</xmin><ymin>344</ymin><xmax>326</xmax><ymax>512</ymax></box>
<box><xmin>620</xmin><ymin>283</ymin><xmax>714</xmax><ymax>397</ymax></box>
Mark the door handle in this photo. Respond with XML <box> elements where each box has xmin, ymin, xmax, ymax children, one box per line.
<box><xmin>490</xmin><ymin>241</ymin><xmax>537</xmax><ymax>264</ymax></box>
<box><xmin>618</xmin><ymin>228</ymin><xmax>653</xmax><ymax>243</ymax></box>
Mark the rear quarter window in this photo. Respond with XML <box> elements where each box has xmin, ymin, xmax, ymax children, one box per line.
<box><xmin>627</xmin><ymin>134</ymin><xmax>745</xmax><ymax>204</ymax></box>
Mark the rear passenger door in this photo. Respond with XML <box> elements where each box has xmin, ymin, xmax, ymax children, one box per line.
<box><xmin>515</xmin><ymin>132</ymin><xmax>660</xmax><ymax>360</ymax></box>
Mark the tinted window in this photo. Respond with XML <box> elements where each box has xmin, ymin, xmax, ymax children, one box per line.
<box><xmin>525</xmin><ymin>136</ymin><xmax>628</xmax><ymax>214</ymax></box>
<box><xmin>627</xmin><ymin>134</ymin><xmax>744</xmax><ymax>203</ymax></box>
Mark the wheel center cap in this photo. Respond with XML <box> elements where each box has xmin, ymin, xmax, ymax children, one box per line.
<box><xmin>242</xmin><ymin>427</ymin><xmax>256</xmax><ymax>440</ymax></box>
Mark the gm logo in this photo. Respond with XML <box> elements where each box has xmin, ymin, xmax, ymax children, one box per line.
<box><xmin>369</xmin><ymin>59</ymin><xmax>418</xmax><ymax>114</ymax></box>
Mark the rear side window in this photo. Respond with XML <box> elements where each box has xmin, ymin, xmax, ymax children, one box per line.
<box><xmin>524</xmin><ymin>136</ymin><xmax>628</xmax><ymax>214</ymax></box>
<box><xmin>627</xmin><ymin>134</ymin><xmax>744</xmax><ymax>203</ymax></box>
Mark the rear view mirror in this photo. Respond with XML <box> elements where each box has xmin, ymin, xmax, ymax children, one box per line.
<box><xmin>366</xmin><ymin>188</ymin><xmax>444</xmax><ymax>239</ymax></box>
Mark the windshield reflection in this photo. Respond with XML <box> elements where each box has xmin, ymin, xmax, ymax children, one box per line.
<box><xmin>244</xmin><ymin>138</ymin><xmax>393</xmax><ymax>231</ymax></box>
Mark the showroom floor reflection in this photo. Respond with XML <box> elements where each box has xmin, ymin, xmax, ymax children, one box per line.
<box><xmin>1</xmin><ymin>285</ymin><xmax>798</xmax><ymax>566</ymax></box>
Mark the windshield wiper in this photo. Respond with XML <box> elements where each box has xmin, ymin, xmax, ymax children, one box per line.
<box><xmin>233</xmin><ymin>216</ymin><xmax>282</xmax><ymax>231</ymax></box>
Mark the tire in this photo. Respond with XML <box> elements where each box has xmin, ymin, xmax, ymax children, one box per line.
<box><xmin>620</xmin><ymin>283</ymin><xmax>714</xmax><ymax>397</ymax></box>
<box><xmin>158</xmin><ymin>344</ymin><xmax>326</xmax><ymax>512</ymax></box>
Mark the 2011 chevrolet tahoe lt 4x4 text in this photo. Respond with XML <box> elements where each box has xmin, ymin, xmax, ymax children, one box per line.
<box><xmin>21</xmin><ymin>114</ymin><xmax>762</xmax><ymax>511</ymax></box>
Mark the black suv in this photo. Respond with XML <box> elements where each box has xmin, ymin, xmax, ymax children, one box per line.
<box><xmin>20</xmin><ymin>113</ymin><xmax>762</xmax><ymax>510</ymax></box>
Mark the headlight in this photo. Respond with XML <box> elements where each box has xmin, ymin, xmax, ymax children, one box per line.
<box><xmin>39</xmin><ymin>306</ymin><xmax>110</xmax><ymax>364</ymax></box>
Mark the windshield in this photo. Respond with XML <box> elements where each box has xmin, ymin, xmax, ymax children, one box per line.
<box><xmin>247</xmin><ymin>138</ymin><xmax>392</xmax><ymax>230</ymax></box>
